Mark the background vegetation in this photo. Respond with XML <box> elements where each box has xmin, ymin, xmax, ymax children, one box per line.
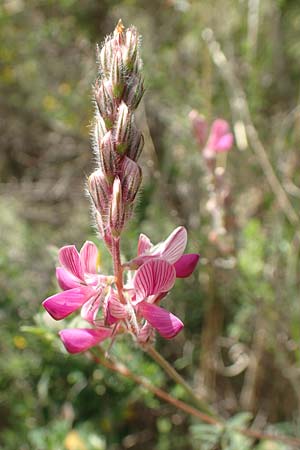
<box><xmin>1</xmin><ymin>0</ymin><xmax>300</xmax><ymax>448</ymax></box>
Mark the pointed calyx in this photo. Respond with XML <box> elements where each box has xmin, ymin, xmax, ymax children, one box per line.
<box><xmin>89</xmin><ymin>20</ymin><xmax>145</xmax><ymax>246</ymax></box>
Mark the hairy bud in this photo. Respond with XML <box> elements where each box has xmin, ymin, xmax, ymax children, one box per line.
<box><xmin>109</xmin><ymin>177</ymin><xmax>124</xmax><ymax>237</ymax></box>
<box><xmin>88</xmin><ymin>169</ymin><xmax>110</xmax><ymax>218</ymax></box>
<box><xmin>121</xmin><ymin>157</ymin><xmax>142</xmax><ymax>204</ymax></box>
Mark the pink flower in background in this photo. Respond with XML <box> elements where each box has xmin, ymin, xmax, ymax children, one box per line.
<box><xmin>189</xmin><ymin>110</ymin><xmax>233</xmax><ymax>155</ymax></box>
<box><xmin>126</xmin><ymin>226</ymin><xmax>199</xmax><ymax>278</ymax></box>
<box><xmin>206</xmin><ymin>119</ymin><xmax>233</xmax><ymax>153</ymax></box>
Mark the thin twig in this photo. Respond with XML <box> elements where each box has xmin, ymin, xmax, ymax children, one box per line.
<box><xmin>92</xmin><ymin>351</ymin><xmax>300</xmax><ymax>448</ymax></box>
<box><xmin>147</xmin><ymin>345</ymin><xmax>215</xmax><ymax>416</ymax></box>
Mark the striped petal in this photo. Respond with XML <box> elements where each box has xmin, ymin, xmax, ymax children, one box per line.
<box><xmin>137</xmin><ymin>302</ymin><xmax>183</xmax><ymax>339</ymax></box>
<box><xmin>153</xmin><ymin>226</ymin><xmax>187</xmax><ymax>264</ymax></box>
<box><xmin>59</xmin><ymin>245</ymin><xmax>84</xmax><ymax>280</ymax></box>
<box><xmin>43</xmin><ymin>286</ymin><xmax>94</xmax><ymax>320</ymax></box>
<box><xmin>59</xmin><ymin>328</ymin><xmax>111</xmax><ymax>353</ymax></box>
<box><xmin>174</xmin><ymin>254</ymin><xmax>200</xmax><ymax>278</ymax></box>
<box><xmin>133</xmin><ymin>259</ymin><xmax>176</xmax><ymax>302</ymax></box>
<box><xmin>56</xmin><ymin>267</ymin><xmax>79</xmax><ymax>291</ymax></box>
<box><xmin>81</xmin><ymin>290</ymin><xmax>104</xmax><ymax>323</ymax></box>
<box><xmin>80</xmin><ymin>241</ymin><xmax>98</xmax><ymax>274</ymax></box>
<box><xmin>137</xmin><ymin>233</ymin><xmax>152</xmax><ymax>255</ymax></box>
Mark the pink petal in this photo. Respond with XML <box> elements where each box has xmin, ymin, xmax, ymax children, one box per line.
<box><xmin>59</xmin><ymin>328</ymin><xmax>111</xmax><ymax>353</ymax></box>
<box><xmin>43</xmin><ymin>286</ymin><xmax>94</xmax><ymax>320</ymax></box>
<box><xmin>59</xmin><ymin>245</ymin><xmax>84</xmax><ymax>280</ymax></box>
<box><xmin>174</xmin><ymin>254</ymin><xmax>200</xmax><ymax>278</ymax></box>
<box><xmin>80</xmin><ymin>241</ymin><xmax>98</xmax><ymax>274</ymax></box>
<box><xmin>56</xmin><ymin>267</ymin><xmax>79</xmax><ymax>291</ymax></box>
<box><xmin>133</xmin><ymin>259</ymin><xmax>176</xmax><ymax>302</ymax></box>
<box><xmin>107</xmin><ymin>295</ymin><xmax>127</xmax><ymax>319</ymax></box>
<box><xmin>137</xmin><ymin>302</ymin><xmax>183</xmax><ymax>339</ymax></box>
<box><xmin>137</xmin><ymin>233</ymin><xmax>152</xmax><ymax>255</ymax></box>
<box><xmin>81</xmin><ymin>289</ymin><xmax>104</xmax><ymax>323</ymax></box>
<box><xmin>155</xmin><ymin>226</ymin><xmax>187</xmax><ymax>264</ymax></box>
<box><xmin>214</xmin><ymin>133</ymin><xmax>233</xmax><ymax>152</ymax></box>
<box><xmin>207</xmin><ymin>119</ymin><xmax>233</xmax><ymax>153</ymax></box>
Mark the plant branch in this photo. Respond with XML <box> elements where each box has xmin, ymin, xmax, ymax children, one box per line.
<box><xmin>147</xmin><ymin>345</ymin><xmax>215</xmax><ymax>416</ymax></box>
<box><xmin>92</xmin><ymin>351</ymin><xmax>300</xmax><ymax>448</ymax></box>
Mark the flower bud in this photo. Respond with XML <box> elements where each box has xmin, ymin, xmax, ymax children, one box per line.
<box><xmin>94</xmin><ymin>110</ymin><xmax>107</xmax><ymax>144</ymax></box>
<box><xmin>95</xmin><ymin>211</ymin><xmax>112</xmax><ymax>249</ymax></box>
<box><xmin>109</xmin><ymin>177</ymin><xmax>124</xmax><ymax>237</ymax></box>
<box><xmin>98</xmin><ymin>38</ymin><xmax>114</xmax><ymax>76</ymax></box>
<box><xmin>88</xmin><ymin>169</ymin><xmax>110</xmax><ymax>218</ymax></box>
<box><xmin>121</xmin><ymin>157</ymin><xmax>142</xmax><ymax>204</ymax></box>
<box><xmin>99</xmin><ymin>131</ymin><xmax>118</xmax><ymax>184</ymax></box>
<box><xmin>110</xmin><ymin>52</ymin><xmax>124</xmax><ymax>99</ymax></box>
<box><xmin>115</xmin><ymin>102</ymin><xmax>131</xmax><ymax>155</ymax></box>
<box><xmin>123</xmin><ymin>26</ymin><xmax>139</xmax><ymax>72</ymax></box>
<box><xmin>94</xmin><ymin>80</ymin><xmax>115</xmax><ymax>130</ymax></box>
<box><xmin>125</xmin><ymin>74</ymin><xmax>144</xmax><ymax>110</ymax></box>
<box><xmin>113</xmin><ymin>19</ymin><xmax>126</xmax><ymax>47</ymax></box>
<box><xmin>127</xmin><ymin>126</ymin><xmax>144</xmax><ymax>162</ymax></box>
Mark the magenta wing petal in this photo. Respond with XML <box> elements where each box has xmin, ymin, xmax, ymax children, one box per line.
<box><xmin>59</xmin><ymin>328</ymin><xmax>111</xmax><ymax>353</ymax></box>
<box><xmin>80</xmin><ymin>241</ymin><xmax>98</xmax><ymax>274</ymax></box>
<box><xmin>137</xmin><ymin>302</ymin><xmax>183</xmax><ymax>339</ymax></box>
<box><xmin>81</xmin><ymin>290</ymin><xmax>103</xmax><ymax>323</ymax></box>
<box><xmin>156</xmin><ymin>226</ymin><xmax>187</xmax><ymax>264</ymax></box>
<box><xmin>56</xmin><ymin>267</ymin><xmax>79</xmax><ymax>290</ymax></box>
<box><xmin>137</xmin><ymin>233</ymin><xmax>152</xmax><ymax>255</ymax></box>
<box><xmin>214</xmin><ymin>133</ymin><xmax>233</xmax><ymax>153</ymax></box>
<box><xmin>43</xmin><ymin>286</ymin><xmax>94</xmax><ymax>320</ymax></box>
<box><xmin>207</xmin><ymin>119</ymin><xmax>233</xmax><ymax>153</ymax></box>
<box><xmin>59</xmin><ymin>245</ymin><xmax>84</xmax><ymax>280</ymax></box>
<box><xmin>133</xmin><ymin>259</ymin><xmax>176</xmax><ymax>302</ymax></box>
<box><xmin>174</xmin><ymin>254</ymin><xmax>200</xmax><ymax>278</ymax></box>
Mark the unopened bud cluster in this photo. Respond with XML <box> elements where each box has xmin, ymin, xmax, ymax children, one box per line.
<box><xmin>89</xmin><ymin>20</ymin><xmax>144</xmax><ymax>246</ymax></box>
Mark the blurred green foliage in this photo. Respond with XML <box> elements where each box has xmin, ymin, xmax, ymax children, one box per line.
<box><xmin>1</xmin><ymin>0</ymin><xmax>300</xmax><ymax>449</ymax></box>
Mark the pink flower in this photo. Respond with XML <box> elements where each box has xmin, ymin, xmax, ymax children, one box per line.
<box><xmin>107</xmin><ymin>259</ymin><xmax>184</xmax><ymax>341</ymax></box>
<box><xmin>126</xmin><ymin>226</ymin><xmax>199</xmax><ymax>278</ymax></box>
<box><xmin>189</xmin><ymin>110</ymin><xmax>233</xmax><ymax>154</ymax></box>
<box><xmin>206</xmin><ymin>119</ymin><xmax>233</xmax><ymax>153</ymax></box>
<box><xmin>59</xmin><ymin>328</ymin><xmax>112</xmax><ymax>354</ymax></box>
<box><xmin>43</xmin><ymin>241</ymin><xmax>110</xmax><ymax>321</ymax></box>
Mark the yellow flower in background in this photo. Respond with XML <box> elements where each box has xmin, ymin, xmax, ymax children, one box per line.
<box><xmin>64</xmin><ymin>430</ymin><xmax>86</xmax><ymax>450</ymax></box>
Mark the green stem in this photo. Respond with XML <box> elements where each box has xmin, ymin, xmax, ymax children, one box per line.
<box><xmin>147</xmin><ymin>346</ymin><xmax>215</xmax><ymax>416</ymax></box>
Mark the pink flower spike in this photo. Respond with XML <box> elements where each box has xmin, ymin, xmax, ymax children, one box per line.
<box><xmin>56</xmin><ymin>267</ymin><xmax>79</xmax><ymax>291</ymax></box>
<box><xmin>174</xmin><ymin>254</ymin><xmax>200</xmax><ymax>278</ymax></box>
<box><xmin>207</xmin><ymin>119</ymin><xmax>233</xmax><ymax>153</ymax></box>
<box><xmin>43</xmin><ymin>286</ymin><xmax>94</xmax><ymax>320</ymax></box>
<box><xmin>59</xmin><ymin>245</ymin><xmax>84</xmax><ymax>280</ymax></box>
<box><xmin>133</xmin><ymin>259</ymin><xmax>176</xmax><ymax>303</ymax></box>
<box><xmin>59</xmin><ymin>328</ymin><xmax>112</xmax><ymax>354</ymax></box>
<box><xmin>80</xmin><ymin>241</ymin><xmax>98</xmax><ymax>274</ymax></box>
<box><xmin>137</xmin><ymin>233</ymin><xmax>152</xmax><ymax>255</ymax></box>
<box><xmin>138</xmin><ymin>302</ymin><xmax>184</xmax><ymax>339</ymax></box>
